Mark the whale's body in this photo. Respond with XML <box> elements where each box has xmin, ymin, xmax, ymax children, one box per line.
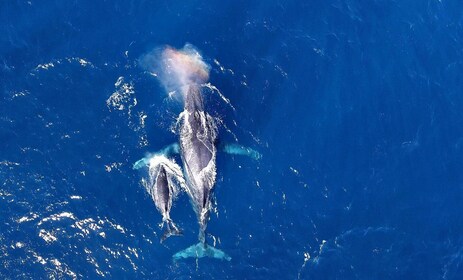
<box><xmin>143</xmin><ymin>156</ymin><xmax>185</xmax><ymax>242</ymax></box>
<box><xmin>172</xmin><ymin>84</ymin><xmax>232</xmax><ymax>261</ymax></box>
<box><xmin>178</xmin><ymin>84</ymin><xmax>217</xmax><ymax>243</ymax></box>
<box><xmin>154</xmin><ymin>166</ymin><xmax>171</xmax><ymax>213</ymax></box>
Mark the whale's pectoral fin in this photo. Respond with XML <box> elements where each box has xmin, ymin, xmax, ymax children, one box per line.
<box><xmin>133</xmin><ymin>143</ymin><xmax>180</xmax><ymax>170</ymax></box>
<box><xmin>221</xmin><ymin>143</ymin><xmax>262</xmax><ymax>160</ymax></box>
<box><xmin>133</xmin><ymin>155</ymin><xmax>152</xmax><ymax>170</ymax></box>
<box><xmin>159</xmin><ymin>143</ymin><xmax>180</xmax><ymax>156</ymax></box>
<box><xmin>173</xmin><ymin>243</ymin><xmax>231</xmax><ymax>261</ymax></box>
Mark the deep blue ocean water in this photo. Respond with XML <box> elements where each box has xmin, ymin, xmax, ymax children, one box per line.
<box><xmin>2</xmin><ymin>0</ymin><xmax>463</xmax><ymax>279</ymax></box>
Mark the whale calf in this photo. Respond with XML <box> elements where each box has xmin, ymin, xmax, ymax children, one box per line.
<box><xmin>142</xmin><ymin>155</ymin><xmax>186</xmax><ymax>242</ymax></box>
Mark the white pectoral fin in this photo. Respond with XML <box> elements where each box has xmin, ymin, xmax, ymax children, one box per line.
<box><xmin>160</xmin><ymin>143</ymin><xmax>180</xmax><ymax>156</ymax></box>
<box><xmin>133</xmin><ymin>154</ymin><xmax>152</xmax><ymax>170</ymax></box>
<box><xmin>222</xmin><ymin>143</ymin><xmax>262</xmax><ymax>160</ymax></box>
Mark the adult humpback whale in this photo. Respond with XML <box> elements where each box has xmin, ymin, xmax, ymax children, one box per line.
<box><xmin>135</xmin><ymin>44</ymin><xmax>260</xmax><ymax>261</ymax></box>
<box><xmin>172</xmin><ymin>83</ymin><xmax>231</xmax><ymax>261</ymax></box>
<box><xmin>158</xmin><ymin>46</ymin><xmax>230</xmax><ymax>261</ymax></box>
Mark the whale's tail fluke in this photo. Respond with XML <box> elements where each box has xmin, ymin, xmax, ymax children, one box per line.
<box><xmin>161</xmin><ymin>219</ymin><xmax>183</xmax><ymax>243</ymax></box>
<box><xmin>173</xmin><ymin>242</ymin><xmax>231</xmax><ymax>261</ymax></box>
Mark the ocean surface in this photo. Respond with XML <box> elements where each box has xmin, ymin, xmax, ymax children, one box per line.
<box><xmin>1</xmin><ymin>0</ymin><xmax>463</xmax><ymax>279</ymax></box>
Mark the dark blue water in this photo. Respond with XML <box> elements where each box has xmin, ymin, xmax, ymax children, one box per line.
<box><xmin>2</xmin><ymin>0</ymin><xmax>463</xmax><ymax>279</ymax></box>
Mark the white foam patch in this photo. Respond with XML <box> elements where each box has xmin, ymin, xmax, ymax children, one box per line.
<box><xmin>0</xmin><ymin>160</ymin><xmax>20</xmax><ymax>167</ymax></box>
<box><xmin>49</xmin><ymin>258</ymin><xmax>77</xmax><ymax>279</ymax></box>
<box><xmin>139</xmin><ymin>112</ymin><xmax>148</xmax><ymax>128</ymax></box>
<box><xmin>32</xmin><ymin>251</ymin><xmax>47</xmax><ymax>265</ymax></box>
<box><xmin>106</xmin><ymin>77</ymin><xmax>136</xmax><ymax>112</ymax></box>
<box><xmin>102</xmin><ymin>218</ymin><xmax>127</xmax><ymax>234</ymax></box>
<box><xmin>0</xmin><ymin>190</ymin><xmax>12</xmax><ymax>198</ymax></box>
<box><xmin>39</xmin><ymin>229</ymin><xmax>57</xmax><ymax>243</ymax></box>
<box><xmin>34</xmin><ymin>57</ymin><xmax>95</xmax><ymax>72</ymax></box>
<box><xmin>36</xmin><ymin>62</ymin><xmax>55</xmax><ymax>70</ymax></box>
<box><xmin>290</xmin><ymin>167</ymin><xmax>300</xmax><ymax>175</ymax></box>
<box><xmin>38</xmin><ymin>212</ymin><xmax>76</xmax><ymax>225</ymax></box>
<box><xmin>25</xmin><ymin>249</ymin><xmax>78</xmax><ymax>279</ymax></box>
<box><xmin>78</xmin><ymin>58</ymin><xmax>90</xmax><ymax>67</ymax></box>
<box><xmin>298</xmin><ymin>252</ymin><xmax>312</xmax><ymax>279</ymax></box>
<box><xmin>107</xmin><ymin>76</ymin><xmax>147</xmax><ymax>147</ymax></box>
<box><xmin>10</xmin><ymin>90</ymin><xmax>30</xmax><ymax>99</ymax></box>
<box><xmin>72</xmin><ymin>218</ymin><xmax>102</xmax><ymax>236</ymax></box>
<box><xmin>213</xmin><ymin>58</ymin><xmax>235</xmax><ymax>75</ymax></box>
<box><xmin>17</xmin><ymin>213</ymin><xmax>39</xmax><ymax>223</ymax></box>
<box><xmin>104</xmin><ymin>162</ymin><xmax>123</xmax><ymax>172</ymax></box>
<box><xmin>202</xmin><ymin>82</ymin><xmax>236</xmax><ymax>111</ymax></box>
